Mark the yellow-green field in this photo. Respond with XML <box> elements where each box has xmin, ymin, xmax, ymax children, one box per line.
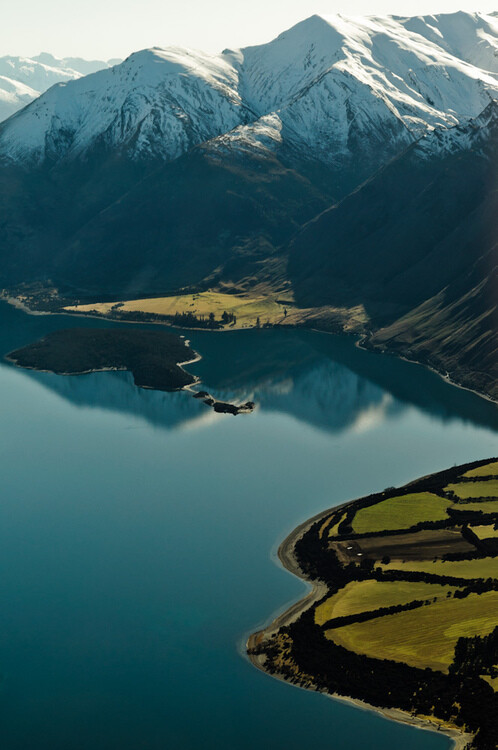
<box><xmin>351</xmin><ymin>493</ymin><xmax>450</xmax><ymax>534</ymax></box>
<box><xmin>463</xmin><ymin>461</ymin><xmax>498</xmax><ymax>478</ymax></box>
<box><xmin>471</xmin><ymin>524</ymin><xmax>498</xmax><ymax>540</ymax></box>
<box><xmin>64</xmin><ymin>290</ymin><xmax>370</xmax><ymax>331</ymax></box>
<box><xmin>482</xmin><ymin>675</ymin><xmax>498</xmax><ymax>691</ymax></box>
<box><xmin>315</xmin><ymin>580</ymin><xmax>453</xmax><ymax>625</ymax></box>
<box><xmin>65</xmin><ymin>291</ymin><xmax>302</xmax><ymax>328</ymax></box>
<box><xmin>328</xmin><ymin>512</ymin><xmax>347</xmax><ymax>538</ymax></box>
<box><xmin>380</xmin><ymin>556</ymin><xmax>498</xmax><ymax>580</ymax></box>
<box><xmin>445</xmin><ymin>480</ymin><xmax>498</xmax><ymax>499</ymax></box>
<box><xmin>459</xmin><ymin>500</ymin><xmax>498</xmax><ymax>513</ymax></box>
<box><xmin>318</xmin><ymin>514</ymin><xmax>334</xmax><ymax>539</ymax></box>
<box><xmin>327</xmin><ymin>590</ymin><xmax>498</xmax><ymax>672</ymax></box>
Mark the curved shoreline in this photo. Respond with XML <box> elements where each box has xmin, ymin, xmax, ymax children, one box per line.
<box><xmin>5</xmin><ymin>335</ymin><xmax>255</xmax><ymax>414</ymax></box>
<box><xmin>247</xmin><ymin>498</ymin><xmax>474</xmax><ymax>750</ymax></box>
<box><xmin>4</xmin><ymin>350</ymin><xmax>203</xmax><ymax>391</ymax></box>
<box><xmin>2</xmin><ymin>294</ymin><xmax>496</xmax><ymax>406</ymax></box>
<box><xmin>354</xmin><ymin>334</ymin><xmax>497</xmax><ymax>407</ymax></box>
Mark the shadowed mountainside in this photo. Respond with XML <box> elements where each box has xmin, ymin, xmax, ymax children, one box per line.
<box><xmin>288</xmin><ymin>105</ymin><xmax>498</xmax><ymax>398</ymax></box>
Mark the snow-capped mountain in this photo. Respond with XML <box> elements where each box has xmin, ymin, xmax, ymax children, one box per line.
<box><xmin>2</xmin><ymin>12</ymin><xmax>498</xmax><ymax>170</ymax></box>
<box><xmin>416</xmin><ymin>98</ymin><xmax>498</xmax><ymax>158</ymax></box>
<box><xmin>0</xmin><ymin>75</ymin><xmax>38</xmax><ymax>123</ymax></box>
<box><xmin>32</xmin><ymin>53</ymin><xmax>121</xmax><ymax>77</ymax></box>
<box><xmin>0</xmin><ymin>13</ymin><xmax>496</xmax><ymax>400</ymax></box>
<box><xmin>0</xmin><ymin>47</ymin><xmax>252</xmax><ymax>164</ymax></box>
<box><xmin>0</xmin><ymin>54</ymin><xmax>116</xmax><ymax>121</ymax></box>
<box><xmin>231</xmin><ymin>12</ymin><xmax>498</xmax><ymax>165</ymax></box>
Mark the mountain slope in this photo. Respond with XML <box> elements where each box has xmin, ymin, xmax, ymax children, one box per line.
<box><xmin>0</xmin><ymin>75</ymin><xmax>38</xmax><ymax>122</ymax></box>
<box><xmin>0</xmin><ymin>139</ymin><xmax>330</xmax><ymax>295</ymax></box>
<box><xmin>2</xmin><ymin>13</ymin><xmax>498</xmax><ymax>180</ymax></box>
<box><xmin>0</xmin><ymin>13</ymin><xmax>496</xmax><ymax>399</ymax></box>
<box><xmin>0</xmin><ymin>54</ymin><xmax>115</xmax><ymax>122</ymax></box>
<box><xmin>370</xmin><ymin>261</ymin><xmax>497</xmax><ymax>399</ymax></box>
<box><xmin>0</xmin><ymin>47</ymin><xmax>251</xmax><ymax>165</ymax></box>
<box><xmin>287</xmin><ymin>103</ymin><xmax>498</xmax><ymax>397</ymax></box>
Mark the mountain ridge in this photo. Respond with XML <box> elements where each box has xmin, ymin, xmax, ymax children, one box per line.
<box><xmin>0</xmin><ymin>53</ymin><xmax>116</xmax><ymax>122</ymax></box>
<box><xmin>3</xmin><ymin>12</ymin><xmax>498</xmax><ymax>171</ymax></box>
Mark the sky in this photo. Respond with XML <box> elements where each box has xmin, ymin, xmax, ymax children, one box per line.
<box><xmin>3</xmin><ymin>0</ymin><xmax>498</xmax><ymax>60</ymax></box>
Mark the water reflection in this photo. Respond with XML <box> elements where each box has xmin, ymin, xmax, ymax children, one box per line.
<box><xmin>0</xmin><ymin>301</ymin><xmax>495</xmax><ymax>750</ymax></box>
<box><xmin>2</xmin><ymin>304</ymin><xmax>495</xmax><ymax>436</ymax></box>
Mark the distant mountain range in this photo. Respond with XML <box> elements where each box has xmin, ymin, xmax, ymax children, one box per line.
<box><xmin>0</xmin><ymin>53</ymin><xmax>119</xmax><ymax>121</ymax></box>
<box><xmin>0</xmin><ymin>12</ymin><xmax>496</xmax><ymax>398</ymax></box>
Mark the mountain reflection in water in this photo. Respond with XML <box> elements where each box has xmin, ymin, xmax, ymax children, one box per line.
<box><xmin>0</xmin><ymin>300</ymin><xmax>496</xmax><ymax>750</ymax></box>
<box><xmin>6</xmin><ymin>320</ymin><xmax>497</xmax><ymax>436</ymax></box>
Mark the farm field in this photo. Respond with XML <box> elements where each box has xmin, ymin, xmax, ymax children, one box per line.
<box><xmin>327</xmin><ymin>512</ymin><xmax>347</xmax><ymax>538</ymax></box>
<box><xmin>331</xmin><ymin>528</ymin><xmax>473</xmax><ymax>565</ymax></box>
<box><xmin>380</xmin><ymin>556</ymin><xmax>498</xmax><ymax>579</ymax></box>
<box><xmin>327</xmin><ymin>590</ymin><xmax>498</xmax><ymax>672</ymax></box>
<box><xmin>460</xmin><ymin>500</ymin><xmax>498</xmax><ymax>513</ymax></box>
<box><xmin>463</xmin><ymin>461</ymin><xmax>498</xmax><ymax>478</ymax></box>
<box><xmin>252</xmin><ymin>458</ymin><xmax>498</xmax><ymax>749</ymax></box>
<box><xmin>351</xmin><ymin>492</ymin><xmax>450</xmax><ymax>534</ymax></box>
<box><xmin>483</xmin><ymin>675</ymin><xmax>498</xmax><ymax>691</ymax></box>
<box><xmin>65</xmin><ymin>291</ymin><xmax>299</xmax><ymax>328</ymax></box>
<box><xmin>318</xmin><ymin>514</ymin><xmax>335</xmax><ymax>539</ymax></box>
<box><xmin>445</xmin><ymin>480</ymin><xmax>498</xmax><ymax>499</ymax></box>
<box><xmin>315</xmin><ymin>580</ymin><xmax>453</xmax><ymax>625</ymax></box>
<box><xmin>472</xmin><ymin>524</ymin><xmax>498</xmax><ymax>540</ymax></box>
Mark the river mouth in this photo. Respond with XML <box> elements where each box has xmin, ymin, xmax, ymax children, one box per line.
<box><xmin>0</xmin><ymin>300</ymin><xmax>496</xmax><ymax>750</ymax></box>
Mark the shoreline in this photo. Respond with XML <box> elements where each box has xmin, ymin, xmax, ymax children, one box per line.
<box><xmin>246</xmin><ymin>498</ymin><xmax>474</xmax><ymax>750</ymax></box>
<box><xmin>355</xmin><ymin>334</ymin><xmax>498</xmax><ymax>407</ymax></box>
<box><xmin>5</xmin><ymin>331</ymin><xmax>254</xmax><ymax>414</ymax></box>
<box><xmin>5</xmin><ymin>349</ymin><xmax>203</xmax><ymax>392</ymax></box>
<box><xmin>2</xmin><ymin>294</ymin><xmax>486</xmax><ymax>746</ymax></box>
<box><xmin>2</xmin><ymin>293</ymin><xmax>495</xmax><ymax>406</ymax></box>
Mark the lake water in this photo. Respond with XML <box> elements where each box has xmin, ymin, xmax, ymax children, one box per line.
<box><xmin>0</xmin><ymin>301</ymin><xmax>496</xmax><ymax>750</ymax></box>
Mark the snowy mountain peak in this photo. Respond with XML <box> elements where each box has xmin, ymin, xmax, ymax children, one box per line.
<box><xmin>120</xmin><ymin>46</ymin><xmax>242</xmax><ymax>98</ymax></box>
<box><xmin>0</xmin><ymin>53</ymin><xmax>114</xmax><ymax>122</ymax></box>
<box><xmin>33</xmin><ymin>52</ymin><xmax>119</xmax><ymax>76</ymax></box>
<box><xmin>2</xmin><ymin>12</ymin><xmax>498</xmax><ymax>169</ymax></box>
<box><xmin>0</xmin><ymin>45</ymin><xmax>251</xmax><ymax>164</ymax></box>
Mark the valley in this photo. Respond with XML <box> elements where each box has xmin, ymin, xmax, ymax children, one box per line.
<box><xmin>0</xmin><ymin>13</ymin><xmax>496</xmax><ymax>404</ymax></box>
<box><xmin>0</xmin><ymin>10</ymin><xmax>497</xmax><ymax>750</ymax></box>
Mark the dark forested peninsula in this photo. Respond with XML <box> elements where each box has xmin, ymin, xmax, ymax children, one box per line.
<box><xmin>6</xmin><ymin>328</ymin><xmax>198</xmax><ymax>391</ymax></box>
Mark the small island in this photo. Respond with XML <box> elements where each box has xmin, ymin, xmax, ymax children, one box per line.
<box><xmin>248</xmin><ymin>459</ymin><xmax>498</xmax><ymax>750</ymax></box>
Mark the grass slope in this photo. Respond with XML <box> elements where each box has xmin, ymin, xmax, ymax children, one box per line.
<box><xmin>328</xmin><ymin>591</ymin><xmax>498</xmax><ymax>672</ymax></box>
<box><xmin>315</xmin><ymin>580</ymin><xmax>453</xmax><ymax>625</ymax></box>
<box><xmin>380</xmin><ymin>557</ymin><xmax>498</xmax><ymax>579</ymax></box>
<box><xmin>351</xmin><ymin>492</ymin><xmax>450</xmax><ymax>534</ymax></box>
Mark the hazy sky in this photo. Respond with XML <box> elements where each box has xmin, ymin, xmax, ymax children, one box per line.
<box><xmin>3</xmin><ymin>0</ymin><xmax>498</xmax><ymax>60</ymax></box>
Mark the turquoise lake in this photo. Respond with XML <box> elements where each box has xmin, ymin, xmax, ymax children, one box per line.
<box><xmin>0</xmin><ymin>300</ymin><xmax>497</xmax><ymax>749</ymax></box>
